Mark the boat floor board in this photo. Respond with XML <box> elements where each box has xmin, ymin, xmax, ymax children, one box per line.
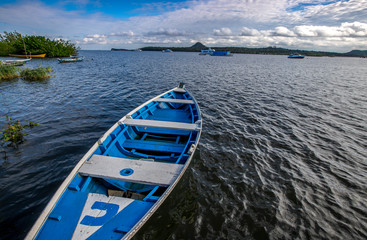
<box><xmin>72</xmin><ymin>193</ymin><xmax>134</xmax><ymax>240</ymax></box>
<box><xmin>36</xmin><ymin>190</ymin><xmax>88</xmax><ymax>240</ymax></box>
<box><xmin>149</xmin><ymin>109</ymin><xmax>190</xmax><ymax>122</ymax></box>
<box><xmin>123</xmin><ymin>119</ymin><xmax>198</xmax><ymax>131</ymax></box>
<box><xmin>122</xmin><ymin>139</ymin><xmax>185</xmax><ymax>153</ymax></box>
<box><xmin>86</xmin><ymin>200</ymin><xmax>154</xmax><ymax>240</ymax></box>
<box><xmin>155</xmin><ymin>98</ymin><xmax>194</xmax><ymax>104</ymax></box>
<box><xmin>79</xmin><ymin>155</ymin><xmax>183</xmax><ymax>186</ymax></box>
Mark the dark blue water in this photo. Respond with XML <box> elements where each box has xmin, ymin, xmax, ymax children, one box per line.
<box><xmin>1</xmin><ymin>51</ymin><xmax>366</xmax><ymax>240</ymax></box>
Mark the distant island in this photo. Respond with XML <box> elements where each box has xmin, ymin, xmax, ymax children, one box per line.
<box><xmin>112</xmin><ymin>42</ymin><xmax>367</xmax><ymax>57</ymax></box>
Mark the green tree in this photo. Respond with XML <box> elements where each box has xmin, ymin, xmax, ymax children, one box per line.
<box><xmin>0</xmin><ymin>31</ymin><xmax>79</xmax><ymax>57</ymax></box>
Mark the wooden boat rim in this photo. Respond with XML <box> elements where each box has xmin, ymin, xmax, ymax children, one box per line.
<box><xmin>25</xmin><ymin>86</ymin><xmax>202</xmax><ymax>240</ymax></box>
<box><xmin>9</xmin><ymin>53</ymin><xmax>46</xmax><ymax>58</ymax></box>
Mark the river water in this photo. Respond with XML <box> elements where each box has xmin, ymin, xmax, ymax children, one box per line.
<box><xmin>0</xmin><ymin>51</ymin><xmax>366</xmax><ymax>240</ymax></box>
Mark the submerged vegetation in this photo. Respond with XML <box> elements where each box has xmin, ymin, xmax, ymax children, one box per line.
<box><xmin>0</xmin><ymin>65</ymin><xmax>52</xmax><ymax>81</ymax></box>
<box><xmin>0</xmin><ymin>31</ymin><xmax>79</xmax><ymax>57</ymax></box>
<box><xmin>1</xmin><ymin>115</ymin><xmax>38</xmax><ymax>146</ymax></box>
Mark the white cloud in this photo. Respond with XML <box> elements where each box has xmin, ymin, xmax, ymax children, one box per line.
<box><xmin>145</xmin><ymin>28</ymin><xmax>189</xmax><ymax>37</ymax></box>
<box><xmin>109</xmin><ymin>31</ymin><xmax>135</xmax><ymax>37</ymax></box>
<box><xmin>79</xmin><ymin>34</ymin><xmax>108</xmax><ymax>45</ymax></box>
<box><xmin>273</xmin><ymin>26</ymin><xmax>297</xmax><ymax>37</ymax></box>
<box><xmin>213</xmin><ymin>28</ymin><xmax>233</xmax><ymax>36</ymax></box>
<box><xmin>294</xmin><ymin>22</ymin><xmax>367</xmax><ymax>37</ymax></box>
<box><xmin>240</xmin><ymin>27</ymin><xmax>261</xmax><ymax>36</ymax></box>
<box><xmin>0</xmin><ymin>0</ymin><xmax>366</xmax><ymax>51</ymax></box>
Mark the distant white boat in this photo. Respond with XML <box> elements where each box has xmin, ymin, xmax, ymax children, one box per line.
<box><xmin>199</xmin><ymin>48</ymin><xmax>215</xmax><ymax>55</ymax></box>
<box><xmin>0</xmin><ymin>58</ymin><xmax>31</xmax><ymax>66</ymax></box>
<box><xmin>58</xmin><ymin>56</ymin><xmax>84</xmax><ymax>63</ymax></box>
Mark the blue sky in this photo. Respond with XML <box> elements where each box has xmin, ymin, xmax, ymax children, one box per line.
<box><xmin>0</xmin><ymin>0</ymin><xmax>366</xmax><ymax>52</ymax></box>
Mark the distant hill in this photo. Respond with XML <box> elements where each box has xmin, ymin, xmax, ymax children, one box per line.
<box><xmin>343</xmin><ymin>50</ymin><xmax>367</xmax><ymax>57</ymax></box>
<box><xmin>111</xmin><ymin>48</ymin><xmax>132</xmax><ymax>51</ymax></box>
<box><xmin>191</xmin><ymin>42</ymin><xmax>206</xmax><ymax>48</ymax></box>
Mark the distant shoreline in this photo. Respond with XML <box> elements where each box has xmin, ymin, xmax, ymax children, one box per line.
<box><xmin>111</xmin><ymin>44</ymin><xmax>367</xmax><ymax>58</ymax></box>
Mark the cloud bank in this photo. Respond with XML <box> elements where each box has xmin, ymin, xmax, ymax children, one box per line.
<box><xmin>0</xmin><ymin>0</ymin><xmax>366</xmax><ymax>51</ymax></box>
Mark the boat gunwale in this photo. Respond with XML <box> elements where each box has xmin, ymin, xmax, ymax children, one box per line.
<box><xmin>9</xmin><ymin>53</ymin><xmax>46</xmax><ymax>58</ymax></box>
<box><xmin>122</xmin><ymin>88</ymin><xmax>202</xmax><ymax>240</ymax></box>
<box><xmin>25</xmin><ymin>86</ymin><xmax>202</xmax><ymax>240</ymax></box>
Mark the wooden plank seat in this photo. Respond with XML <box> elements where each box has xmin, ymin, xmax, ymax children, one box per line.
<box><xmin>154</xmin><ymin>98</ymin><xmax>194</xmax><ymax>104</ymax></box>
<box><xmin>123</xmin><ymin>119</ymin><xmax>200</xmax><ymax>131</ymax></box>
<box><xmin>122</xmin><ymin>139</ymin><xmax>185</xmax><ymax>153</ymax></box>
<box><xmin>79</xmin><ymin>155</ymin><xmax>183</xmax><ymax>186</ymax></box>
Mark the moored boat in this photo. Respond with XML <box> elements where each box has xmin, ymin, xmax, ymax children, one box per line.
<box><xmin>26</xmin><ymin>83</ymin><xmax>202</xmax><ymax>240</ymax></box>
<box><xmin>210</xmin><ymin>51</ymin><xmax>232</xmax><ymax>56</ymax></box>
<box><xmin>0</xmin><ymin>58</ymin><xmax>31</xmax><ymax>66</ymax></box>
<box><xmin>288</xmin><ymin>53</ymin><xmax>305</xmax><ymax>58</ymax></box>
<box><xmin>58</xmin><ymin>56</ymin><xmax>84</xmax><ymax>63</ymax></box>
<box><xmin>199</xmin><ymin>48</ymin><xmax>215</xmax><ymax>55</ymax></box>
<box><xmin>9</xmin><ymin>53</ymin><xmax>46</xmax><ymax>58</ymax></box>
<box><xmin>162</xmin><ymin>49</ymin><xmax>173</xmax><ymax>53</ymax></box>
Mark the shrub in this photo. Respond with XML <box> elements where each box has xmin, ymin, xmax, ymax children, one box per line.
<box><xmin>20</xmin><ymin>66</ymin><xmax>52</xmax><ymax>81</ymax></box>
<box><xmin>0</xmin><ymin>65</ymin><xmax>19</xmax><ymax>80</ymax></box>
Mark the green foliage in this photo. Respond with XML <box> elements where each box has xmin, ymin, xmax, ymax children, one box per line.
<box><xmin>1</xmin><ymin>115</ymin><xmax>39</xmax><ymax>146</ymax></box>
<box><xmin>0</xmin><ymin>31</ymin><xmax>79</xmax><ymax>57</ymax></box>
<box><xmin>20</xmin><ymin>66</ymin><xmax>52</xmax><ymax>81</ymax></box>
<box><xmin>0</xmin><ymin>65</ymin><xmax>52</xmax><ymax>81</ymax></box>
<box><xmin>0</xmin><ymin>65</ymin><xmax>19</xmax><ymax>80</ymax></box>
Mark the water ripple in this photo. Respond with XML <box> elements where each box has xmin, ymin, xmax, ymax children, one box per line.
<box><xmin>1</xmin><ymin>52</ymin><xmax>366</xmax><ymax>239</ymax></box>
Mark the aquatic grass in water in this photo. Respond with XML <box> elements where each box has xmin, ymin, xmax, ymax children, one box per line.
<box><xmin>0</xmin><ymin>115</ymin><xmax>39</xmax><ymax>146</ymax></box>
<box><xmin>0</xmin><ymin>65</ymin><xmax>19</xmax><ymax>80</ymax></box>
<box><xmin>0</xmin><ymin>65</ymin><xmax>52</xmax><ymax>81</ymax></box>
<box><xmin>20</xmin><ymin>66</ymin><xmax>52</xmax><ymax>81</ymax></box>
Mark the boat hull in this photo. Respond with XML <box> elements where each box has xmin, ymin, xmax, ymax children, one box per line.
<box><xmin>58</xmin><ymin>57</ymin><xmax>84</xmax><ymax>63</ymax></box>
<box><xmin>210</xmin><ymin>51</ymin><xmax>232</xmax><ymax>56</ymax></box>
<box><xmin>1</xmin><ymin>59</ymin><xmax>30</xmax><ymax>66</ymax></box>
<box><xmin>9</xmin><ymin>53</ymin><xmax>46</xmax><ymax>58</ymax></box>
<box><xmin>288</xmin><ymin>54</ymin><xmax>305</xmax><ymax>58</ymax></box>
<box><xmin>26</xmin><ymin>85</ymin><xmax>202</xmax><ymax>240</ymax></box>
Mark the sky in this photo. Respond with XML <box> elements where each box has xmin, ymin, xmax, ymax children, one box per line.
<box><xmin>0</xmin><ymin>0</ymin><xmax>366</xmax><ymax>52</ymax></box>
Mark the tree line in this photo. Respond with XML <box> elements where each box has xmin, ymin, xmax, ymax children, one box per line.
<box><xmin>0</xmin><ymin>31</ymin><xmax>79</xmax><ymax>57</ymax></box>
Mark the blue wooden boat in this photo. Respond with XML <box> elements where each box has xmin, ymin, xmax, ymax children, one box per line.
<box><xmin>26</xmin><ymin>83</ymin><xmax>202</xmax><ymax>240</ymax></box>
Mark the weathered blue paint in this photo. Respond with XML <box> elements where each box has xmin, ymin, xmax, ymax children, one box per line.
<box><xmin>120</xmin><ymin>168</ymin><xmax>134</xmax><ymax>176</ymax></box>
<box><xmin>81</xmin><ymin>201</ymin><xmax>120</xmax><ymax>226</ymax></box>
<box><xmin>29</xmin><ymin>84</ymin><xmax>202</xmax><ymax>240</ymax></box>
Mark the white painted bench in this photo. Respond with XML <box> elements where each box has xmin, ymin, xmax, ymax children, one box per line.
<box><xmin>123</xmin><ymin>119</ymin><xmax>200</xmax><ymax>131</ymax></box>
<box><xmin>79</xmin><ymin>155</ymin><xmax>183</xmax><ymax>186</ymax></box>
<box><xmin>154</xmin><ymin>98</ymin><xmax>194</xmax><ymax>104</ymax></box>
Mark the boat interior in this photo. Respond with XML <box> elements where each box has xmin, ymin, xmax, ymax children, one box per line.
<box><xmin>36</xmin><ymin>89</ymin><xmax>201</xmax><ymax>239</ymax></box>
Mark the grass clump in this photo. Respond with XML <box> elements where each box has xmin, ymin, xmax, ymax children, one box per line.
<box><xmin>0</xmin><ymin>65</ymin><xmax>19</xmax><ymax>80</ymax></box>
<box><xmin>20</xmin><ymin>66</ymin><xmax>52</xmax><ymax>81</ymax></box>
<box><xmin>1</xmin><ymin>115</ymin><xmax>39</xmax><ymax>146</ymax></box>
